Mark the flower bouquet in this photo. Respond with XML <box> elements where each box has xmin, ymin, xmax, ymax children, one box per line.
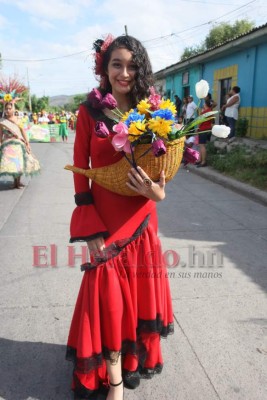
<box><xmin>65</xmin><ymin>80</ymin><xmax>230</xmax><ymax>196</ymax></box>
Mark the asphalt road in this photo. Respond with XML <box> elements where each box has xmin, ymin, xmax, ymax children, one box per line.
<box><xmin>0</xmin><ymin>132</ymin><xmax>266</xmax><ymax>400</ymax></box>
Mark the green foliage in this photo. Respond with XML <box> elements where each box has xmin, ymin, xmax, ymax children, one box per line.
<box><xmin>63</xmin><ymin>93</ymin><xmax>86</xmax><ymax>113</ymax></box>
<box><xmin>236</xmin><ymin>117</ymin><xmax>249</xmax><ymax>137</ymax></box>
<box><xmin>180</xmin><ymin>44</ymin><xmax>206</xmax><ymax>61</ymax></box>
<box><xmin>180</xmin><ymin>19</ymin><xmax>255</xmax><ymax>60</ymax></box>
<box><xmin>207</xmin><ymin>142</ymin><xmax>267</xmax><ymax>190</ymax></box>
<box><xmin>28</xmin><ymin>95</ymin><xmax>49</xmax><ymax>112</ymax></box>
<box><xmin>205</xmin><ymin>20</ymin><xmax>255</xmax><ymax>49</ymax></box>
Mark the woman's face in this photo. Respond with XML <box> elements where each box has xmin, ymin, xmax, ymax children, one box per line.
<box><xmin>107</xmin><ymin>47</ymin><xmax>136</xmax><ymax>97</ymax></box>
<box><xmin>5</xmin><ymin>104</ymin><xmax>14</xmax><ymax>118</ymax></box>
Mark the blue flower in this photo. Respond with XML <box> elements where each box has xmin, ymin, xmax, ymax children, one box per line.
<box><xmin>124</xmin><ymin>111</ymin><xmax>145</xmax><ymax>127</ymax></box>
<box><xmin>151</xmin><ymin>109</ymin><xmax>175</xmax><ymax>120</ymax></box>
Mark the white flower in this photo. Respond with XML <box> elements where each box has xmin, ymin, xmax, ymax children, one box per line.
<box><xmin>195</xmin><ymin>80</ymin><xmax>209</xmax><ymax>99</ymax></box>
<box><xmin>212</xmin><ymin>125</ymin><xmax>230</xmax><ymax>138</ymax></box>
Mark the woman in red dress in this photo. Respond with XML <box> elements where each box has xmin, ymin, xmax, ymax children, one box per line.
<box><xmin>66</xmin><ymin>34</ymin><xmax>174</xmax><ymax>400</ymax></box>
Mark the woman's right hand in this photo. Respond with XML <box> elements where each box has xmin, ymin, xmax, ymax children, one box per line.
<box><xmin>87</xmin><ymin>236</ymin><xmax>105</xmax><ymax>254</ymax></box>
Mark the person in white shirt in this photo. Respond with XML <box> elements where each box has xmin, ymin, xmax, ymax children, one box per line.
<box><xmin>222</xmin><ymin>86</ymin><xmax>240</xmax><ymax>139</ymax></box>
<box><xmin>186</xmin><ymin>95</ymin><xmax>197</xmax><ymax>122</ymax></box>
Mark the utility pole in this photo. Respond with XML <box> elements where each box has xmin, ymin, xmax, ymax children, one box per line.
<box><xmin>124</xmin><ymin>25</ymin><xmax>128</xmax><ymax>35</ymax></box>
<box><xmin>27</xmin><ymin>68</ymin><xmax>32</xmax><ymax>112</ymax></box>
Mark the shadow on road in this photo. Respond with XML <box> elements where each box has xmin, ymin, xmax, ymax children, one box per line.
<box><xmin>0</xmin><ymin>338</ymin><xmax>73</xmax><ymax>400</ymax></box>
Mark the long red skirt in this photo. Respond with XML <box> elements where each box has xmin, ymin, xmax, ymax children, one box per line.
<box><xmin>66</xmin><ymin>216</ymin><xmax>174</xmax><ymax>397</ymax></box>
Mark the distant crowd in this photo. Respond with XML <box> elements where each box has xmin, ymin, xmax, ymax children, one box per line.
<box><xmin>15</xmin><ymin>110</ymin><xmax>78</xmax><ymax>131</ymax></box>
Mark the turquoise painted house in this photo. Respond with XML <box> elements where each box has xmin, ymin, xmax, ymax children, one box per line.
<box><xmin>154</xmin><ymin>24</ymin><xmax>267</xmax><ymax>139</ymax></box>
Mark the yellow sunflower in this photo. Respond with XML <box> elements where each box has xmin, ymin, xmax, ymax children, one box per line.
<box><xmin>147</xmin><ymin>117</ymin><xmax>173</xmax><ymax>138</ymax></box>
<box><xmin>128</xmin><ymin>120</ymin><xmax>147</xmax><ymax>140</ymax></box>
<box><xmin>137</xmin><ymin>99</ymin><xmax>151</xmax><ymax>115</ymax></box>
<box><xmin>121</xmin><ymin>109</ymin><xmax>134</xmax><ymax>122</ymax></box>
<box><xmin>159</xmin><ymin>99</ymin><xmax>176</xmax><ymax>116</ymax></box>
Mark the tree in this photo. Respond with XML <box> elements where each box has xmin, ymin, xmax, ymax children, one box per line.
<box><xmin>63</xmin><ymin>93</ymin><xmax>86</xmax><ymax>113</ymax></box>
<box><xmin>180</xmin><ymin>19</ymin><xmax>255</xmax><ymax>60</ymax></box>
<box><xmin>205</xmin><ymin>20</ymin><xmax>255</xmax><ymax>49</ymax></box>
<box><xmin>180</xmin><ymin>44</ymin><xmax>206</xmax><ymax>61</ymax></box>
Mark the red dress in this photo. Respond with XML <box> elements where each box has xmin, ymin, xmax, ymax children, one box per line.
<box><xmin>66</xmin><ymin>102</ymin><xmax>174</xmax><ymax>398</ymax></box>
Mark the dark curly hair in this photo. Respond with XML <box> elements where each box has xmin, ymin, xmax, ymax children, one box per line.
<box><xmin>99</xmin><ymin>35</ymin><xmax>154</xmax><ymax>108</ymax></box>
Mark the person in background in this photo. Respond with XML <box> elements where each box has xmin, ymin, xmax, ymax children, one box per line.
<box><xmin>59</xmin><ymin>110</ymin><xmax>68</xmax><ymax>142</ymax></box>
<box><xmin>186</xmin><ymin>95</ymin><xmax>197</xmax><ymax>124</ymax></box>
<box><xmin>174</xmin><ymin>94</ymin><xmax>182</xmax><ymax>119</ymax></box>
<box><xmin>181</xmin><ymin>96</ymin><xmax>188</xmax><ymax>123</ymax></box>
<box><xmin>195</xmin><ymin>99</ymin><xmax>213</xmax><ymax>167</ymax></box>
<box><xmin>221</xmin><ymin>86</ymin><xmax>241</xmax><ymax>142</ymax></box>
<box><xmin>205</xmin><ymin>92</ymin><xmax>217</xmax><ymax>110</ymax></box>
<box><xmin>0</xmin><ymin>102</ymin><xmax>40</xmax><ymax>188</ymax></box>
<box><xmin>32</xmin><ymin>112</ymin><xmax>38</xmax><ymax>124</ymax></box>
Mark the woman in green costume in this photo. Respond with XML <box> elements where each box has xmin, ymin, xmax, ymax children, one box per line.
<box><xmin>59</xmin><ymin>111</ymin><xmax>68</xmax><ymax>142</ymax></box>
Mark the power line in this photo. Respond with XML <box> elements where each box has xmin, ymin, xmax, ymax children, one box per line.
<box><xmin>1</xmin><ymin>49</ymin><xmax>89</xmax><ymax>62</ymax></box>
<box><xmin>143</xmin><ymin>0</ymin><xmax>256</xmax><ymax>45</ymax></box>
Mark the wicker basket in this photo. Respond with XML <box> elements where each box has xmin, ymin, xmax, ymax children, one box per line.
<box><xmin>65</xmin><ymin>137</ymin><xmax>185</xmax><ymax>196</ymax></box>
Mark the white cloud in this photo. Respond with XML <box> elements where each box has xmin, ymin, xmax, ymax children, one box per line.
<box><xmin>14</xmin><ymin>0</ymin><xmax>92</xmax><ymax>22</ymax></box>
<box><xmin>30</xmin><ymin>16</ymin><xmax>55</xmax><ymax>30</ymax></box>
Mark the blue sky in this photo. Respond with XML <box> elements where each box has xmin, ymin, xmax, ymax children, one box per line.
<box><xmin>0</xmin><ymin>0</ymin><xmax>266</xmax><ymax>97</ymax></box>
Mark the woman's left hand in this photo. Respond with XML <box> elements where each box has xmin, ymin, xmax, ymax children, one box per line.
<box><xmin>126</xmin><ymin>166</ymin><xmax>165</xmax><ymax>202</ymax></box>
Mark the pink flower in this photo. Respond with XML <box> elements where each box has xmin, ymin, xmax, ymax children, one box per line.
<box><xmin>111</xmin><ymin>122</ymin><xmax>130</xmax><ymax>152</ymax></box>
<box><xmin>95</xmin><ymin>121</ymin><xmax>109</xmax><ymax>138</ymax></box>
<box><xmin>87</xmin><ymin>88</ymin><xmax>103</xmax><ymax>109</ymax></box>
<box><xmin>113</xmin><ymin>122</ymin><xmax>129</xmax><ymax>135</ymax></box>
<box><xmin>183</xmin><ymin>147</ymin><xmax>200</xmax><ymax>165</ymax></box>
<box><xmin>122</xmin><ymin>140</ymin><xmax>132</xmax><ymax>154</ymax></box>
<box><xmin>101</xmin><ymin>93</ymin><xmax>117</xmax><ymax>110</ymax></box>
<box><xmin>152</xmin><ymin>139</ymin><xmax>166</xmax><ymax>157</ymax></box>
<box><xmin>148</xmin><ymin>86</ymin><xmax>162</xmax><ymax>111</ymax></box>
<box><xmin>111</xmin><ymin>132</ymin><xmax>129</xmax><ymax>151</ymax></box>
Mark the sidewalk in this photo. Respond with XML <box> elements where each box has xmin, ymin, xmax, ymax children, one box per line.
<box><xmin>186</xmin><ymin>164</ymin><xmax>267</xmax><ymax>206</ymax></box>
<box><xmin>187</xmin><ymin>136</ymin><xmax>267</xmax><ymax>206</ymax></box>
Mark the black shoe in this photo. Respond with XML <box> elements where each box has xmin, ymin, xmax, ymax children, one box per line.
<box><xmin>194</xmin><ymin>161</ymin><xmax>201</xmax><ymax>166</ymax></box>
<box><xmin>196</xmin><ymin>162</ymin><xmax>207</xmax><ymax>168</ymax></box>
<box><xmin>122</xmin><ymin>370</ymin><xmax>141</xmax><ymax>389</ymax></box>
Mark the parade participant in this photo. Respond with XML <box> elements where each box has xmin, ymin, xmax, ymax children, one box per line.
<box><xmin>66</xmin><ymin>34</ymin><xmax>174</xmax><ymax>400</ymax></box>
<box><xmin>0</xmin><ymin>96</ymin><xmax>40</xmax><ymax>188</ymax></box>
<box><xmin>59</xmin><ymin>110</ymin><xmax>68</xmax><ymax>141</ymax></box>
<box><xmin>195</xmin><ymin>99</ymin><xmax>213</xmax><ymax>167</ymax></box>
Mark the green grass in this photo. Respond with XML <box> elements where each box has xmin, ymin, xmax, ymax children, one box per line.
<box><xmin>206</xmin><ymin>142</ymin><xmax>267</xmax><ymax>191</ymax></box>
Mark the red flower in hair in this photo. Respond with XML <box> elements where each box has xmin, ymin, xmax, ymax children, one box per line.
<box><xmin>93</xmin><ymin>34</ymin><xmax>114</xmax><ymax>87</ymax></box>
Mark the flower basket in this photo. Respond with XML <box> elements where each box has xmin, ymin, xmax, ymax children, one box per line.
<box><xmin>65</xmin><ymin>137</ymin><xmax>185</xmax><ymax>196</ymax></box>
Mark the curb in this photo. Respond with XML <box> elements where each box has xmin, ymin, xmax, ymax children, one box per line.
<box><xmin>187</xmin><ymin>165</ymin><xmax>267</xmax><ymax>207</ymax></box>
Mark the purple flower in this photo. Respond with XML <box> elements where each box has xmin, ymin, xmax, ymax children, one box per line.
<box><xmin>152</xmin><ymin>139</ymin><xmax>166</xmax><ymax>157</ymax></box>
<box><xmin>95</xmin><ymin>121</ymin><xmax>109</xmax><ymax>138</ymax></box>
<box><xmin>87</xmin><ymin>88</ymin><xmax>103</xmax><ymax>109</ymax></box>
<box><xmin>183</xmin><ymin>147</ymin><xmax>199</xmax><ymax>165</ymax></box>
<box><xmin>101</xmin><ymin>93</ymin><xmax>117</xmax><ymax>110</ymax></box>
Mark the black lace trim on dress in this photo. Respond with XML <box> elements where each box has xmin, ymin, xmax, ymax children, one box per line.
<box><xmin>138</xmin><ymin>314</ymin><xmax>175</xmax><ymax>338</ymax></box>
<box><xmin>69</xmin><ymin>231</ymin><xmax>110</xmax><ymax>244</ymax></box>
<box><xmin>74</xmin><ymin>192</ymin><xmax>94</xmax><ymax>206</ymax></box>
<box><xmin>82</xmin><ymin>100</ymin><xmax>117</xmax><ymax>131</ymax></box>
<box><xmin>139</xmin><ymin>363</ymin><xmax>163</xmax><ymax>379</ymax></box>
<box><xmin>80</xmin><ymin>214</ymin><xmax>150</xmax><ymax>270</ymax></box>
<box><xmin>72</xmin><ymin>373</ymin><xmax>109</xmax><ymax>399</ymax></box>
<box><xmin>66</xmin><ymin>318</ymin><xmax>173</xmax><ymax>375</ymax></box>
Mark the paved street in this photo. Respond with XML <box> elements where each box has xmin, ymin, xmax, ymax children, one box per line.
<box><xmin>0</xmin><ymin>132</ymin><xmax>266</xmax><ymax>400</ymax></box>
